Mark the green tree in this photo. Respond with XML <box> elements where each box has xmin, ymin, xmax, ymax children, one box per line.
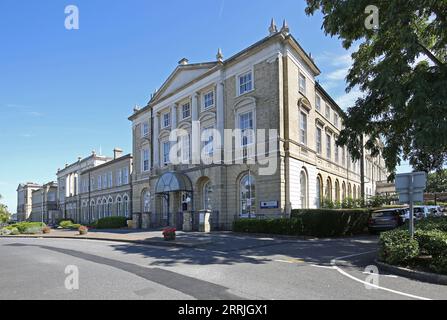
<box><xmin>0</xmin><ymin>194</ymin><xmax>10</xmax><ymax>223</ymax></box>
<box><xmin>426</xmin><ymin>169</ymin><xmax>447</xmax><ymax>193</ymax></box>
<box><xmin>305</xmin><ymin>1</ymin><xmax>447</xmax><ymax>178</ymax></box>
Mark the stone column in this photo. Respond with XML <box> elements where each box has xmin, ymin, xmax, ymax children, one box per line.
<box><xmin>153</xmin><ymin>112</ymin><xmax>160</xmax><ymax>168</ymax></box>
<box><xmin>171</xmin><ymin>104</ymin><xmax>178</xmax><ymax>129</ymax></box>
<box><xmin>183</xmin><ymin>211</ymin><xmax>193</xmax><ymax>232</ymax></box>
<box><xmin>191</xmin><ymin>93</ymin><xmax>201</xmax><ymax>165</ymax></box>
<box><xmin>216</xmin><ymin>82</ymin><xmax>225</xmax><ymax>162</ymax></box>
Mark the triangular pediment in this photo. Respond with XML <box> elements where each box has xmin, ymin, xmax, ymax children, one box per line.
<box><xmin>152</xmin><ymin>62</ymin><xmax>218</xmax><ymax>103</ymax></box>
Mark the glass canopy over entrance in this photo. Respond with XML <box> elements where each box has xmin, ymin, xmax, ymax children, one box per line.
<box><xmin>155</xmin><ymin>172</ymin><xmax>193</xmax><ymax>194</ymax></box>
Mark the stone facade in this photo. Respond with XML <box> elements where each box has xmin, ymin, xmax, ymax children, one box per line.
<box><xmin>128</xmin><ymin>22</ymin><xmax>388</xmax><ymax>231</ymax></box>
<box><xmin>78</xmin><ymin>151</ymin><xmax>132</xmax><ymax>224</ymax></box>
<box><xmin>29</xmin><ymin>182</ymin><xmax>59</xmax><ymax>224</ymax></box>
<box><xmin>16</xmin><ymin>182</ymin><xmax>41</xmax><ymax>222</ymax></box>
<box><xmin>57</xmin><ymin>151</ymin><xmax>111</xmax><ymax>222</ymax></box>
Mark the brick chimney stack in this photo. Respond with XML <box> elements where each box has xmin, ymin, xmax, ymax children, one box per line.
<box><xmin>113</xmin><ymin>148</ymin><xmax>123</xmax><ymax>160</ymax></box>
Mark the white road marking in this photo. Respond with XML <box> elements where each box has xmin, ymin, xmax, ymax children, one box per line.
<box><xmin>311</xmin><ymin>264</ymin><xmax>336</xmax><ymax>270</ymax></box>
<box><xmin>331</xmin><ymin>251</ymin><xmax>431</xmax><ymax>300</ymax></box>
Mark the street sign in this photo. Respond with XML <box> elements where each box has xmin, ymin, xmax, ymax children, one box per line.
<box><xmin>395</xmin><ymin>171</ymin><xmax>427</xmax><ymax>238</ymax></box>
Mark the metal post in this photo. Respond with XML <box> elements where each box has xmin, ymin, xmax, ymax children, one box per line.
<box><xmin>409</xmin><ymin>181</ymin><xmax>414</xmax><ymax>238</ymax></box>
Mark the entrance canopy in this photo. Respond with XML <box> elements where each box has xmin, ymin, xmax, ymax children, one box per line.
<box><xmin>155</xmin><ymin>172</ymin><xmax>193</xmax><ymax>194</ymax></box>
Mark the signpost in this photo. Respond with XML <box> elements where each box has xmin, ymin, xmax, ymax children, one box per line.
<box><xmin>395</xmin><ymin>172</ymin><xmax>427</xmax><ymax>238</ymax></box>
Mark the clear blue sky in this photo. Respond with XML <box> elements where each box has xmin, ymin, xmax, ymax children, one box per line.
<box><xmin>0</xmin><ymin>0</ymin><xmax>410</xmax><ymax>211</ymax></box>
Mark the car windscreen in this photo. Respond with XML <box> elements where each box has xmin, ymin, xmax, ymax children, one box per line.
<box><xmin>371</xmin><ymin>211</ymin><xmax>396</xmax><ymax>218</ymax></box>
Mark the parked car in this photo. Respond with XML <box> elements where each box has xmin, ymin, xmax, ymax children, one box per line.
<box><xmin>368</xmin><ymin>208</ymin><xmax>406</xmax><ymax>233</ymax></box>
<box><xmin>427</xmin><ymin>206</ymin><xmax>443</xmax><ymax>217</ymax></box>
<box><xmin>413</xmin><ymin>206</ymin><xmax>430</xmax><ymax>219</ymax></box>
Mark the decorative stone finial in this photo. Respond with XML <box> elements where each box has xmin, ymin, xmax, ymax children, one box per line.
<box><xmin>269</xmin><ymin>18</ymin><xmax>278</xmax><ymax>35</ymax></box>
<box><xmin>216</xmin><ymin>48</ymin><xmax>224</xmax><ymax>62</ymax></box>
<box><xmin>281</xmin><ymin>19</ymin><xmax>290</xmax><ymax>35</ymax></box>
<box><xmin>133</xmin><ymin>105</ymin><xmax>140</xmax><ymax>113</ymax></box>
<box><xmin>178</xmin><ymin>58</ymin><xmax>189</xmax><ymax>65</ymax></box>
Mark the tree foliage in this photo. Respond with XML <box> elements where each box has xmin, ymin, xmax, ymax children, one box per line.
<box><xmin>0</xmin><ymin>194</ymin><xmax>10</xmax><ymax>223</ymax></box>
<box><xmin>426</xmin><ymin>169</ymin><xmax>447</xmax><ymax>193</ymax></box>
<box><xmin>305</xmin><ymin>0</ymin><xmax>447</xmax><ymax>178</ymax></box>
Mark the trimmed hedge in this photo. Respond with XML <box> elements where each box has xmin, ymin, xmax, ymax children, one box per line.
<box><xmin>378</xmin><ymin>230</ymin><xmax>420</xmax><ymax>265</ymax></box>
<box><xmin>59</xmin><ymin>220</ymin><xmax>74</xmax><ymax>229</ymax></box>
<box><xmin>94</xmin><ymin>216</ymin><xmax>128</xmax><ymax>229</ymax></box>
<box><xmin>292</xmin><ymin>209</ymin><xmax>370</xmax><ymax>237</ymax></box>
<box><xmin>233</xmin><ymin>218</ymin><xmax>303</xmax><ymax>236</ymax></box>
<box><xmin>233</xmin><ymin>209</ymin><xmax>370</xmax><ymax>237</ymax></box>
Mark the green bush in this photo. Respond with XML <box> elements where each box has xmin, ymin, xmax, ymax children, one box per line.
<box><xmin>415</xmin><ymin>230</ymin><xmax>447</xmax><ymax>257</ymax></box>
<box><xmin>430</xmin><ymin>256</ymin><xmax>447</xmax><ymax>274</ymax></box>
<box><xmin>10</xmin><ymin>222</ymin><xmax>45</xmax><ymax>234</ymax></box>
<box><xmin>233</xmin><ymin>209</ymin><xmax>370</xmax><ymax>237</ymax></box>
<box><xmin>68</xmin><ymin>224</ymin><xmax>81</xmax><ymax>230</ymax></box>
<box><xmin>59</xmin><ymin>220</ymin><xmax>74</xmax><ymax>229</ymax></box>
<box><xmin>414</xmin><ymin>217</ymin><xmax>447</xmax><ymax>232</ymax></box>
<box><xmin>233</xmin><ymin>218</ymin><xmax>303</xmax><ymax>236</ymax></box>
<box><xmin>292</xmin><ymin>209</ymin><xmax>370</xmax><ymax>237</ymax></box>
<box><xmin>95</xmin><ymin>216</ymin><xmax>128</xmax><ymax>229</ymax></box>
<box><xmin>378</xmin><ymin>230</ymin><xmax>420</xmax><ymax>265</ymax></box>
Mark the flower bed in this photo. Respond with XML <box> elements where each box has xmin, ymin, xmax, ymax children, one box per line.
<box><xmin>162</xmin><ymin>227</ymin><xmax>176</xmax><ymax>241</ymax></box>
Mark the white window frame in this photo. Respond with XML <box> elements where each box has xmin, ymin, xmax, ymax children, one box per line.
<box><xmin>299</xmin><ymin>72</ymin><xmax>306</xmax><ymax>95</ymax></box>
<box><xmin>141</xmin><ymin>121</ymin><xmax>149</xmax><ymax>137</ymax></box>
<box><xmin>162</xmin><ymin>112</ymin><xmax>171</xmax><ymax>129</ymax></box>
<box><xmin>181</xmin><ymin>102</ymin><xmax>191</xmax><ymax>120</ymax></box>
<box><xmin>237</xmin><ymin>70</ymin><xmax>254</xmax><ymax>96</ymax></box>
<box><xmin>123</xmin><ymin>167</ymin><xmax>129</xmax><ymax>184</ymax></box>
<box><xmin>316</xmin><ymin>95</ymin><xmax>321</xmax><ymax>111</ymax></box>
<box><xmin>142</xmin><ymin>149</ymin><xmax>150</xmax><ymax>172</ymax></box>
<box><xmin>203</xmin><ymin>90</ymin><xmax>215</xmax><ymax>110</ymax></box>
<box><xmin>162</xmin><ymin>141</ymin><xmax>170</xmax><ymax>166</ymax></box>
<box><xmin>300</xmin><ymin>111</ymin><xmax>308</xmax><ymax>146</ymax></box>
<box><xmin>316</xmin><ymin>127</ymin><xmax>322</xmax><ymax>155</ymax></box>
<box><xmin>326</xmin><ymin>133</ymin><xmax>332</xmax><ymax>160</ymax></box>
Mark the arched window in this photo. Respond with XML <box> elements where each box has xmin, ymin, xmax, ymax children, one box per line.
<box><xmin>353</xmin><ymin>186</ymin><xmax>357</xmax><ymax>200</ymax></box>
<box><xmin>142</xmin><ymin>190</ymin><xmax>151</xmax><ymax>213</ymax></box>
<box><xmin>316</xmin><ymin>175</ymin><xmax>323</xmax><ymax>208</ymax></box>
<box><xmin>325</xmin><ymin>178</ymin><xmax>332</xmax><ymax>201</ymax></box>
<box><xmin>90</xmin><ymin>200</ymin><xmax>96</xmax><ymax>222</ymax></box>
<box><xmin>335</xmin><ymin>180</ymin><xmax>340</xmax><ymax>203</ymax></box>
<box><xmin>348</xmin><ymin>184</ymin><xmax>352</xmax><ymax>198</ymax></box>
<box><xmin>342</xmin><ymin>182</ymin><xmax>346</xmax><ymax>201</ymax></box>
<box><xmin>123</xmin><ymin>195</ymin><xmax>129</xmax><ymax>217</ymax></box>
<box><xmin>107</xmin><ymin>198</ymin><xmax>113</xmax><ymax>217</ymax></box>
<box><xmin>240</xmin><ymin>174</ymin><xmax>255</xmax><ymax>216</ymax></box>
<box><xmin>116</xmin><ymin>196</ymin><xmax>122</xmax><ymax>216</ymax></box>
<box><xmin>203</xmin><ymin>181</ymin><xmax>213</xmax><ymax>210</ymax></box>
<box><xmin>300</xmin><ymin>170</ymin><xmax>308</xmax><ymax>208</ymax></box>
<box><xmin>102</xmin><ymin>199</ymin><xmax>107</xmax><ymax>218</ymax></box>
<box><xmin>97</xmin><ymin>199</ymin><xmax>103</xmax><ymax>219</ymax></box>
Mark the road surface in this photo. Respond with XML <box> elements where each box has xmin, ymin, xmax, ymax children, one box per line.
<box><xmin>0</xmin><ymin>235</ymin><xmax>446</xmax><ymax>300</ymax></box>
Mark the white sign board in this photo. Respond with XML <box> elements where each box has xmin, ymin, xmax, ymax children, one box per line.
<box><xmin>395</xmin><ymin>172</ymin><xmax>427</xmax><ymax>204</ymax></box>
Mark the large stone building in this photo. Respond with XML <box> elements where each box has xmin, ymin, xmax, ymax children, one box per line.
<box><xmin>128</xmin><ymin>21</ymin><xmax>388</xmax><ymax>230</ymax></box>
<box><xmin>16</xmin><ymin>182</ymin><xmax>41</xmax><ymax>222</ymax></box>
<box><xmin>29</xmin><ymin>182</ymin><xmax>58</xmax><ymax>223</ymax></box>
<box><xmin>78</xmin><ymin>149</ymin><xmax>132</xmax><ymax>224</ymax></box>
<box><xmin>57</xmin><ymin>151</ymin><xmax>112</xmax><ymax>221</ymax></box>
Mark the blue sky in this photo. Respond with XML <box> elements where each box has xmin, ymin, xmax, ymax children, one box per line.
<box><xmin>0</xmin><ymin>0</ymin><xmax>410</xmax><ymax>211</ymax></box>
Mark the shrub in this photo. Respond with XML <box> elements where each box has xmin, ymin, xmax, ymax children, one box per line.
<box><xmin>0</xmin><ymin>228</ymin><xmax>11</xmax><ymax>236</ymax></box>
<box><xmin>78</xmin><ymin>226</ymin><xmax>88</xmax><ymax>235</ymax></box>
<box><xmin>378</xmin><ymin>230</ymin><xmax>420</xmax><ymax>265</ymax></box>
<box><xmin>9</xmin><ymin>227</ymin><xmax>19</xmax><ymax>235</ymax></box>
<box><xmin>430</xmin><ymin>256</ymin><xmax>447</xmax><ymax>274</ymax></box>
<box><xmin>233</xmin><ymin>218</ymin><xmax>303</xmax><ymax>236</ymax></box>
<box><xmin>292</xmin><ymin>209</ymin><xmax>370</xmax><ymax>237</ymax></box>
<box><xmin>415</xmin><ymin>230</ymin><xmax>447</xmax><ymax>257</ymax></box>
<box><xmin>42</xmin><ymin>226</ymin><xmax>51</xmax><ymax>234</ymax></box>
<box><xmin>59</xmin><ymin>220</ymin><xmax>74</xmax><ymax>229</ymax></box>
<box><xmin>414</xmin><ymin>217</ymin><xmax>447</xmax><ymax>232</ymax></box>
<box><xmin>11</xmin><ymin>222</ymin><xmax>45</xmax><ymax>234</ymax></box>
<box><xmin>68</xmin><ymin>224</ymin><xmax>81</xmax><ymax>230</ymax></box>
<box><xmin>95</xmin><ymin>216</ymin><xmax>128</xmax><ymax>229</ymax></box>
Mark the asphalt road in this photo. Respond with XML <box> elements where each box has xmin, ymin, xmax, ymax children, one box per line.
<box><xmin>0</xmin><ymin>235</ymin><xmax>446</xmax><ymax>300</ymax></box>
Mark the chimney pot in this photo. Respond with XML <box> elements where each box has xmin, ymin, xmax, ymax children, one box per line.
<box><xmin>113</xmin><ymin>148</ymin><xmax>123</xmax><ymax>160</ymax></box>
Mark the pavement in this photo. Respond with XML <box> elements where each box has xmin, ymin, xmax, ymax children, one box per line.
<box><xmin>1</xmin><ymin>232</ymin><xmax>447</xmax><ymax>300</ymax></box>
<box><xmin>1</xmin><ymin>228</ymin><xmax>216</xmax><ymax>248</ymax></box>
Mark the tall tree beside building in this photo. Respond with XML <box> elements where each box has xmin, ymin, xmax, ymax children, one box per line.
<box><xmin>305</xmin><ymin>0</ymin><xmax>447</xmax><ymax>178</ymax></box>
<box><xmin>0</xmin><ymin>194</ymin><xmax>10</xmax><ymax>223</ymax></box>
<box><xmin>426</xmin><ymin>169</ymin><xmax>447</xmax><ymax>194</ymax></box>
